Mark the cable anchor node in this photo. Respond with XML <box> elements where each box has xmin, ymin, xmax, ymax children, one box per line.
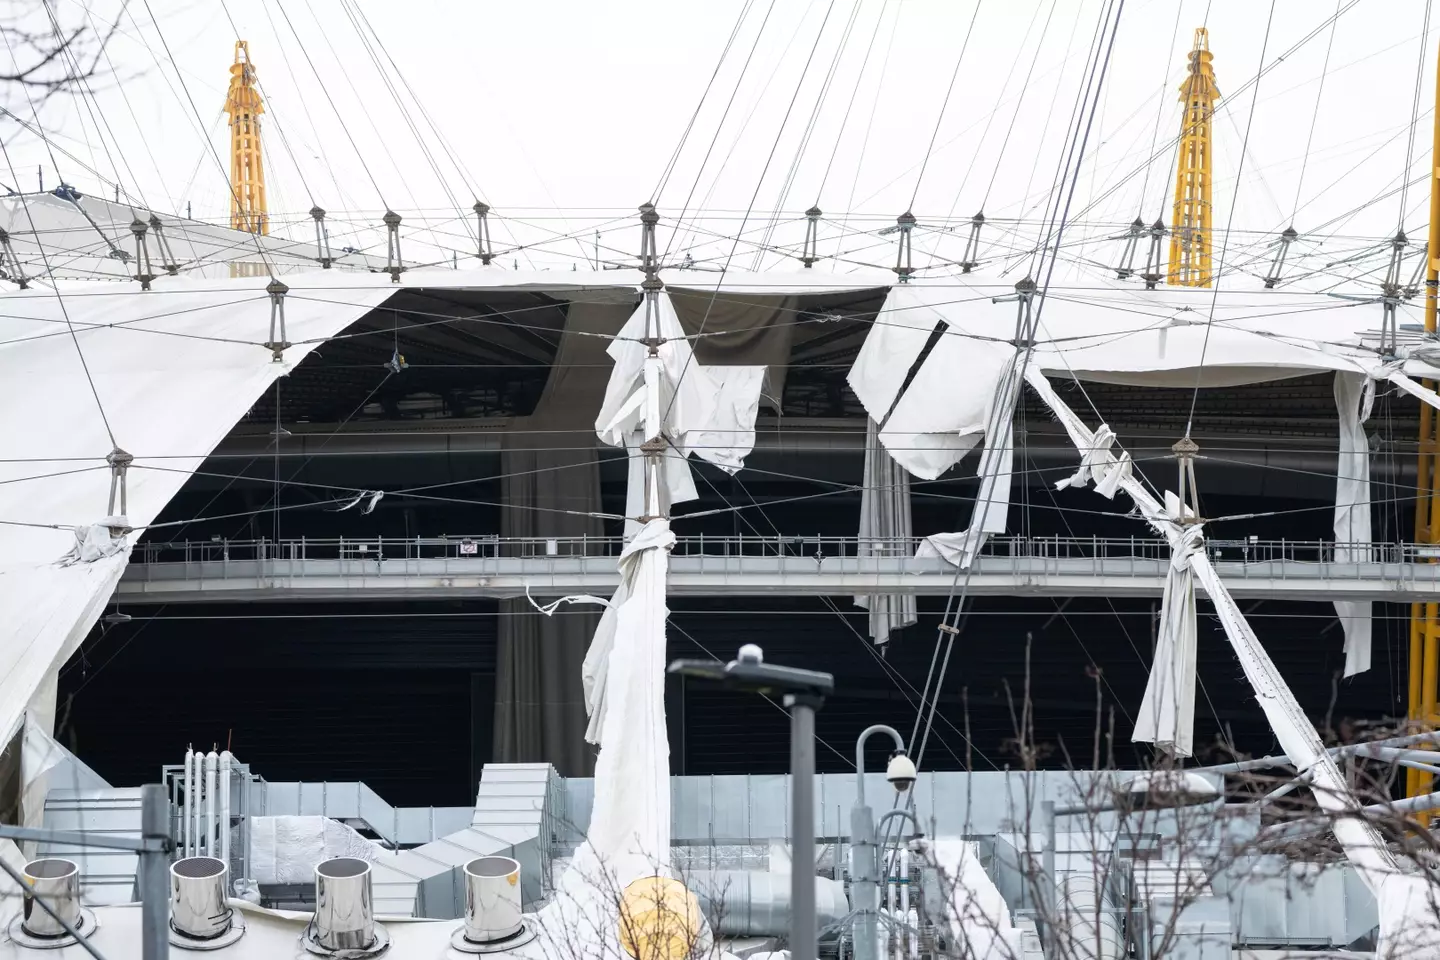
<box><xmin>265</xmin><ymin>278</ymin><xmax>291</xmax><ymax>362</ymax></box>
<box><xmin>1263</xmin><ymin>225</ymin><xmax>1298</xmax><ymax>289</ymax></box>
<box><xmin>892</xmin><ymin>211</ymin><xmax>916</xmax><ymax>283</ymax></box>
<box><xmin>105</xmin><ymin>446</ymin><xmax>134</xmax><ymax>527</ymax></box>
<box><xmin>310</xmin><ymin>206</ymin><xmax>334</xmax><ymax>269</ymax></box>
<box><xmin>1141</xmin><ymin>219</ymin><xmax>1169</xmax><ymax>290</ymax></box>
<box><xmin>383</xmin><ymin>210</ymin><xmax>404</xmax><ymax>282</ymax></box>
<box><xmin>959</xmin><ymin>210</ymin><xmax>985</xmax><ymax>273</ymax></box>
<box><xmin>148</xmin><ymin>215</ymin><xmax>180</xmax><ymax>276</ymax></box>
<box><xmin>1114</xmin><ymin>217</ymin><xmax>1145</xmax><ymax>280</ymax></box>
<box><xmin>473</xmin><ymin>201</ymin><xmax>494</xmax><ymax>265</ymax></box>
<box><xmin>800</xmin><ymin>206</ymin><xmax>822</xmax><ymax>268</ymax></box>
<box><xmin>1170</xmin><ymin>436</ymin><xmax>1203</xmax><ymax>526</ymax></box>
<box><xmin>0</xmin><ymin>227</ymin><xmax>28</xmax><ymax>289</ymax></box>
<box><xmin>1380</xmin><ymin>230</ymin><xmax>1410</xmax><ymax>357</ymax></box>
<box><xmin>129</xmin><ymin>218</ymin><xmax>156</xmax><ymax>290</ymax></box>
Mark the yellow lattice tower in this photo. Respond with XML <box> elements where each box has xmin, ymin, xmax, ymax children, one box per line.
<box><xmin>1167</xmin><ymin>28</ymin><xmax>1219</xmax><ymax>287</ymax></box>
<box><xmin>1408</xmin><ymin>40</ymin><xmax>1440</xmax><ymax>801</ymax></box>
<box><xmin>225</xmin><ymin>41</ymin><xmax>267</xmax><ymax>238</ymax></box>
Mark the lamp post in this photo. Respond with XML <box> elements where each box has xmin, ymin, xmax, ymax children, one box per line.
<box><xmin>851</xmin><ymin>725</ymin><xmax>918</xmax><ymax>960</ymax></box>
<box><xmin>667</xmin><ymin>645</ymin><xmax>834</xmax><ymax>960</ymax></box>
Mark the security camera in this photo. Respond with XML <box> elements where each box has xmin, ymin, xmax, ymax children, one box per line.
<box><xmin>885</xmin><ymin>749</ymin><xmax>917</xmax><ymax>792</ymax></box>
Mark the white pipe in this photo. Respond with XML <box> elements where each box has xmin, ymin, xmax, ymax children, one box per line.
<box><xmin>182</xmin><ymin>748</ymin><xmax>193</xmax><ymax>858</ymax></box>
<box><xmin>887</xmin><ymin>854</ymin><xmax>897</xmax><ymax>960</ymax></box>
<box><xmin>204</xmin><ymin>750</ymin><xmax>218</xmax><ymax>858</ymax></box>
<box><xmin>191</xmin><ymin>750</ymin><xmax>202</xmax><ymax>859</ymax></box>
<box><xmin>901</xmin><ymin>847</ymin><xmax>914</xmax><ymax>960</ymax></box>
<box><xmin>219</xmin><ymin>751</ymin><xmax>232</xmax><ymax>870</ymax></box>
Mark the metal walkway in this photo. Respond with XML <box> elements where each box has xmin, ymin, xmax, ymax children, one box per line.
<box><xmin>113</xmin><ymin>535</ymin><xmax>1440</xmax><ymax>603</ymax></box>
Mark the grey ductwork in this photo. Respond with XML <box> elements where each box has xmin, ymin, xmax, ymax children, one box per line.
<box><xmin>363</xmin><ymin>763</ymin><xmax>559</xmax><ymax>918</ymax></box>
<box><xmin>687</xmin><ymin>871</ymin><xmax>849</xmax><ymax>937</ymax></box>
<box><xmin>21</xmin><ymin>858</ymin><xmax>82</xmax><ymax>937</ymax></box>
<box><xmin>1058</xmin><ymin>873</ymin><xmax>1122</xmax><ymax>960</ymax></box>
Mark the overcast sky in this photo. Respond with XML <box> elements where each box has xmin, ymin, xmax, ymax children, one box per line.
<box><xmin>5</xmin><ymin>0</ymin><xmax>1439</xmax><ymax>272</ymax></box>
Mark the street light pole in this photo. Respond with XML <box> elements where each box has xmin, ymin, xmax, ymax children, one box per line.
<box><xmin>667</xmin><ymin>645</ymin><xmax>834</xmax><ymax>960</ymax></box>
<box><xmin>852</xmin><ymin>725</ymin><xmax>905</xmax><ymax>960</ymax></box>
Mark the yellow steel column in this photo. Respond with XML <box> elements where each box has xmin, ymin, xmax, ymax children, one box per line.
<box><xmin>1410</xmin><ymin>36</ymin><xmax>1440</xmax><ymax>798</ymax></box>
<box><xmin>1168</xmin><ymin>28</ymin><xmax>1219</xmax><ymax>287</ymax></box>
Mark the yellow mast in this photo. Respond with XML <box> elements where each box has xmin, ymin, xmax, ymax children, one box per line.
<box><xmin>224</xmin><ymin>41</ymin><xmax>268</xmax><ymax>237</ymax></box>
<box><xmin>1168</xmin><ymin>28</ymin><xmax>1219</xmax><ymax>287</ymax></box>
<box><xmin>1408</xmin><ymin>38</ymin><xmax>1440</xmax><ymax>800</ymax></box>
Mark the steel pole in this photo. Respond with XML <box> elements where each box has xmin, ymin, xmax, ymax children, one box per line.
<box><xmin>140</xmin><ymin>783</ymin><xmax>171</xmax><ymax>960</ymax></box>
<box><xmin>788</xmin><ymin>695</ymin><xmax>819</xmax><ymax>960</ymax></box>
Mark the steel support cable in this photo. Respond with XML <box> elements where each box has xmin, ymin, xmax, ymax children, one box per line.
<box><xmin>661</xmin><ymin>0</ymin><xmax>784</xmax><ymax>261</ymax></box>
<box><xmin>813</xmin><ymin>0</ymin><xmax>889</xmax><ymax>209</ymax></box>
<box><xmin>0</xmin><ymin>93</ymin><xmax>117</xmax><ymax>451</ymax></box>
<box><xmin>296</xmin><ymin>0</ymin><xmax>447</xmax><ymax>258</ymax></box>
<box><xmin>652</xmin><ymin>0</ymin><xmax>758</xmax><ymax>205</ymax></box>
<box><xmin>1289</xmin><ymin>0</ymin><xmax>1343</xmax><ymax>226</ymax></box>
<box><xmin>1399</xmin><ymin>0</ymin><xmax>1437</xmax><ymax>233</ymax></box>
<box><xmin>908</xmin><ymin>0</ymin><xmax>985</xmax><ymax>213</ymax></box>
<box><xmin>978</xmin><ymin>0</ymin><xmax>1059</xmax><ymax>214</ymax></box>
<box><xmin>661</xmin><ymin>0</ymin><xmax>837</xmax><ymax>428</ymax></box>
<box><xmin>271</xmin><ymin>0</ymin><xmax>389</xmax><ymax>210</ymax></box>
<box><xmin>337</xmin><ymin>0</ymin><xmax>472</xmax><ymax>246</ymax></box>
<box><xmin>750</xmin><ymin>0</ymin><xmax>866</xmax><ymax>269</ymax></box>
<box><xmin>689</xmin><ymin>455</ymin><xmax>988</xmax><ymax>770</ymax></box>
<box><xmin>345</xmin><ymin>5</ymin><xmax>527</xmax><ymax>259</ymax></box>
<box><xmin>137</xmin><ymin>0</ymin><xmax>279</xmax><ymax>277</ymax></box>
<box><xmin>1183</xmin><ymin>0</ymin><xmax>1279</xmax><ymax>438</ymax></box>
<box><xmin>912</xmin><ymin>0</ymin><xmax>1126</xmax><ymax>773</ymax></box>
<box><xmin>1062</xmin><ymin>0</ymin><xmax>1364</xmax><ymax>231</ymax></box>
<box><xmin>1135</xmin><ymin>0</ymin><xmax>1188</xmax><ymax>214</ymax></box>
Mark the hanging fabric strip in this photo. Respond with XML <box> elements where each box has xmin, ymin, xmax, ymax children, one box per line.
<box><xmin>916</xmin><ymin>354</ymin><xmax>1020</xmax><ymax>568</ymax></box>
<box><xmin>855</xmin><ymin>418</ymin><xmax>917</xmax><ymax>643</ymax></box>
<box><xmin>1025</xmin><ymin>365</ymin><xmax>1396</xmax><ymax>897</ymax></box>
<box><xmin>1333</xmin><ymin>372</ymin><xmax>1375</xmax><ymax>677</ymax></box>
<box><xmin>1133</xmin><ymin>518</ymin><xmax>1204</xmax><ymax>757</ymax></box>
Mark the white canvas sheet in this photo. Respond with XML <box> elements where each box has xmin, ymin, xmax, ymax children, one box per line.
<box><xmin>854</xmin><ymin>418</ymin><xmax>917</xmax><ymax>644</ymax></box>
<box><xmin>1333</xmin><ymin>372</ymin><xmax>1375</xmax><ymax>677</ymax></box>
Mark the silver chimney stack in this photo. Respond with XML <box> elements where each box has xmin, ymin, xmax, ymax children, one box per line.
<box><xmin>170</xmin><ymin>857</ymin><xmax>237</xmax><ymax>941</ymax></box>
<box><xmin>313</xmin><ymin>857</ymin><xmax>378</xmax><ymax>952</ymax></box>
<box><xmin>463</xmin><ymin>856</ymin><xmax>523</xmax><ymax>943</ymax></box>
<box><xmin>20</xmin><ymin>858</ymin><xmax>82</xmax><ymax>938</ymax></box>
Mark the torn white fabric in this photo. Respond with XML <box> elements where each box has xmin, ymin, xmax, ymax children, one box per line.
<box><xmin>57</xmin><ymin>521</ymin><xmax>128</xmax><ymax>566</ymax></box>
<box><xmin>855</xmin><ymin>418</ymin><xmax>917</xmax><ymax>644</ymax></box>
<box><xmin>920</xmin><ymin>838</ymin><xmax>1023</xmax><ymax>960</ymax></box>
<box><xmin>1333</xmin><ymin>372</ymin><xmax>1374</xmax><ymax>677</ymax></box>
<box><xmin>1025</xmin><ymin>367</ymin><xmax>1398</xmax><ymax>896</ymax></box>
<box><xmin>1054</xmin><ymin>424</ymin><xmax>1132</xmax><ymax>499</ymax></box>
<box><xmin>1134</xmin><ymin>515</ymin><xmax>1204</xmax><ymax>757</ymax></box>
<box><xmin>846</xmin><ymin>285</ymin><xmax>945</xmax><ymax>421</ymax></box>
<box><xmin>596</xmin><ymin>292</ymin><xmax>766</xmax><ymax>529</ymax></box>
<box><xmin>915</xmin><ymin>355</ymin><xmax>1020</xmax><ymax>568</ymax></box>
<box><xmin>332</xmin><ymin>490</ymin><xmax>384</xmax><ymax>514</ymax></box>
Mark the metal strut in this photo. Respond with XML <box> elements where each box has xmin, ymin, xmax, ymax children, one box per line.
<box><xmin>892</xmin><ymin>211</ymin><xmax>916</xmax><ymax>283</ymax></box>
<box><xmin>105</xmin><ymin>446</ymin><xmax>133</xmax><ymax>527</ymax></box>
<box><xmin>1380</xmin><ymin>231</ymin><xmax>1410</xmax><ymax>357</ymax></box>
<box><xmin>801</xmin><ymin>206</ymin><xmax>821</xmax><ymax>268</ymax></box>
<box><xmin>473</xmin><ymin>202</ymin><xmax>494</xmax><ymax>265</ymax></box>
<box><xmin>310</xmin><ymin>206</ymin><xmax>334</xmax><ymax>269</ymax></box>
<box><xmin>638</xmin><ymin>202</ymin><xmax>665</xmax><ymax>522</ymax></box>
<box><xmin>383</xmin><ymin>210</ymin><xmax>403</xmax><ymax>282</ymax></box>
<box><xmin>0</xmin><ymin>227</ymin><xmax>28</xmax><ymax>288</ymax></box>
<box><xmin>265</xmin><ymin>278</ymin><xmax>290</xmax><ymax>362</ymax></box>
<box><xmin>148</xmin><ymin>215</ymin><xmax>180</xmax><ymax>275</ymax></box>
<box><xmin>1141</xmin><ymin>219</ymin><xmax>1168</xmax><ymax>290</ymax></box>
<box><xmin>959</xmin><ymin>210</ymin><xmax>985</xmax><ymax>273</ymax></box>
<box><xmin>1172</xmin><ymin>436</ymin><xmax>1203</xmax><ymax>525</ymax></box>
<box><xmin>1114</xmin><ymin>217</ymin><xmax>1145</xmax><ymax>279</ymax></box>
<box><xmin>1263</xmin><ymin>225</ymin><xmax>1298</xmax><ymax>289</ymax></box>
<box><xmin>129</xmin><ymin>217</ymin><xmax>156</xmax><ymax>290</ymax></box>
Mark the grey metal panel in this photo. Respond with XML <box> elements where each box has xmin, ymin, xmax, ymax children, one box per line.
<box><xmin>40</xmin><ymin>788</ymin><xmax>144</xmax><ymax>906</ymax></box>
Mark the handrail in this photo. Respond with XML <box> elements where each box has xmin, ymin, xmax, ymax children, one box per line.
<box><xmin>127</xmin><ymin>534</ymin><xmax>1422</xmax><ymax>567</ymax></box>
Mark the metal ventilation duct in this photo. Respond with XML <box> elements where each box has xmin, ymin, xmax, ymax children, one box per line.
<box><xmin>21</xmin><ymin>858</ymin><xmax>82</xmax><ymax>938</ymax></box>
<box><xmin>462</xmin><ymin>856</ymin><xmax>522</xmax><ymax>943</ymax></box>
<box><xmin>313</xmin><ymin>857</ymin><xmax>383</xmax><ymax>953</ymax></box>
<box><xmin>170</xmin><ymin>857</ymin><xmax>236</xmax><ymax>941</ymax></box>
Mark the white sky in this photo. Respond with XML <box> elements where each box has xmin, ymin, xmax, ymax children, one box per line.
<box><xmin>5</xmin><ymin>0</ymin><xmax>1440</xmax><ymax>273</ymax></box>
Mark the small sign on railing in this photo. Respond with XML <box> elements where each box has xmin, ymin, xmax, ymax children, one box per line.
<box><xmin>459</xmin><ymin>539</ymin><xmax>478</xmax><ymax>556</ymax></box>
